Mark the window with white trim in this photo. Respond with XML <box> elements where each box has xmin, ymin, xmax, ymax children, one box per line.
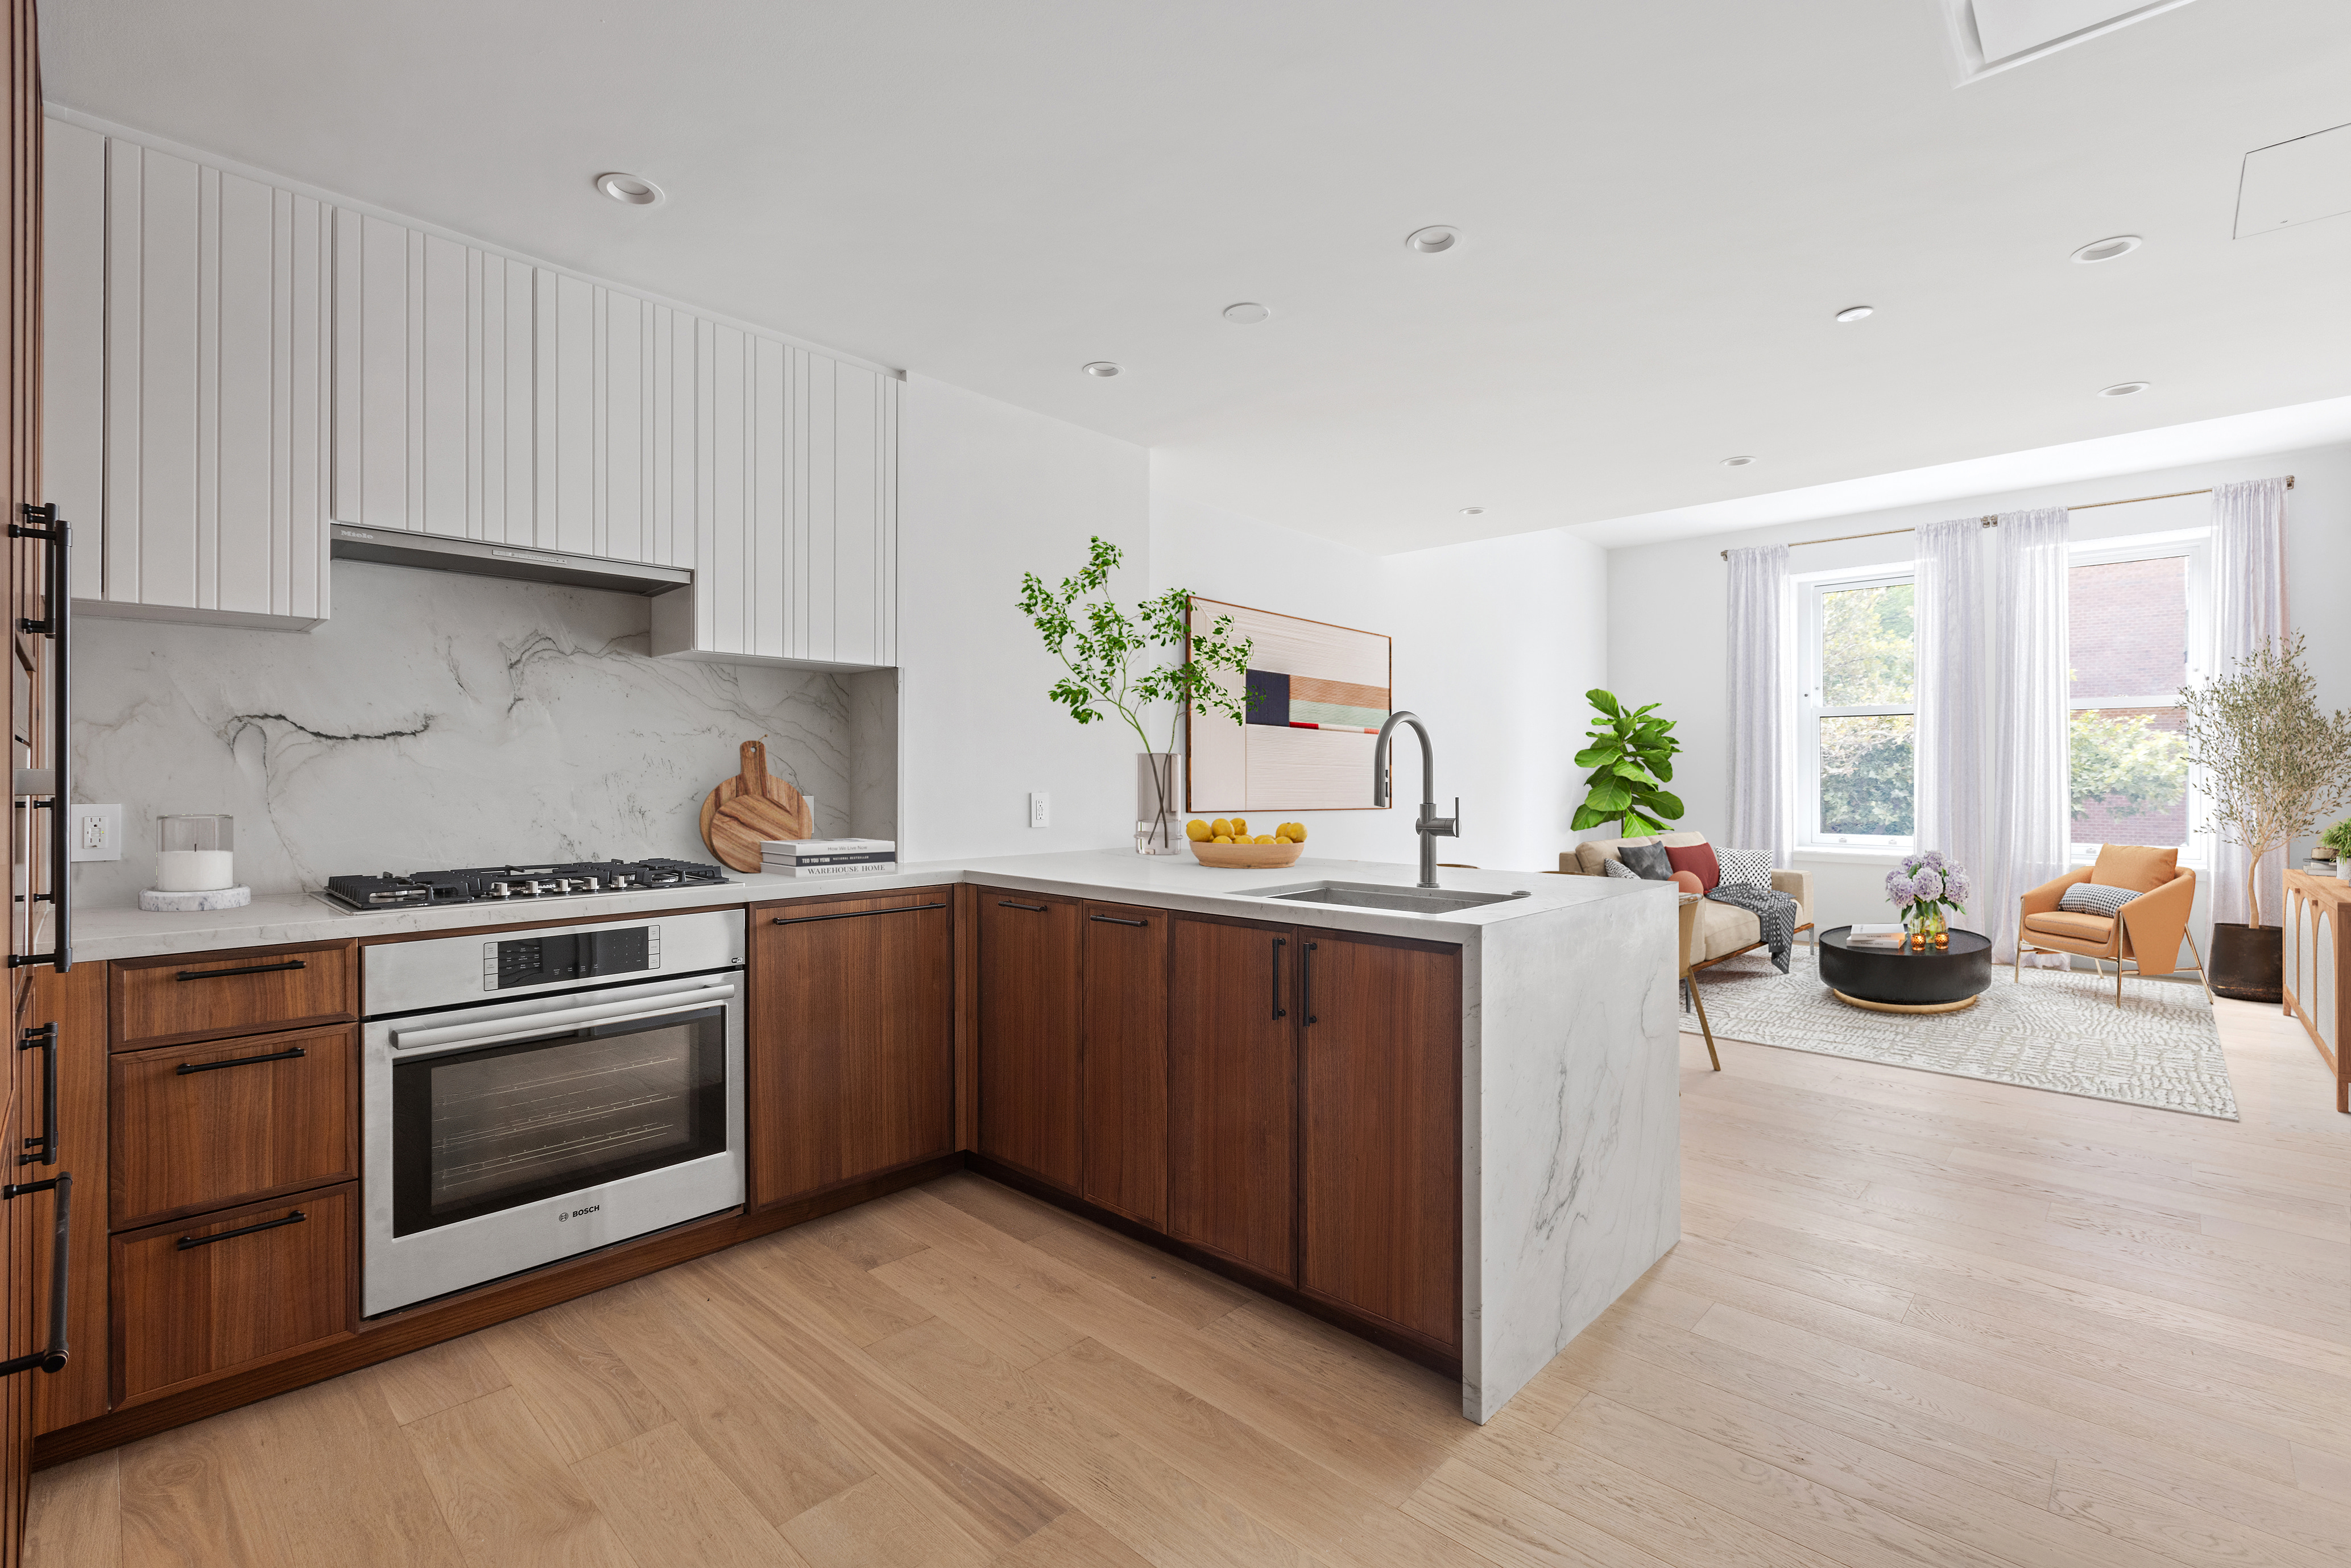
<box><xmin>1798</xmin><ymin>569</ymin><xmax>1916</xmax><ymax>848</ymax></box>
<box><xmin>2066</xmin><ymin>530</ymin><xmax>2209</xmax><ymax>861</ymax></box>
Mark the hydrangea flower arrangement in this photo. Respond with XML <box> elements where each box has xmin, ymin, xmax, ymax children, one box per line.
<box><xmin>1885</xmin><ymin>850</ymin><xmax>1970</xmax><ymax>936</ymax></box>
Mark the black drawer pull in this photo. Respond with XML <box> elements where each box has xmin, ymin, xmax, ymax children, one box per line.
<box><xmin>177</xmin><ymin>1044</ymin><xmax>307</xmax><ymax>1076</ymax></box>
<box><xmin>996</xmin><ymin>900</ymin><xmax>1047</xmax><ymax>912</ymax></box>
<box><xmin>1271</xmin><ymin>936</ymin><xmax>1287</xmax><ymax>1020</ymax></box>
<box><xmin>773</xmin><ymin>901</ymin><xmax>946</xmax><ymax>926</ymax></box>
<box><xmin>177</xmin><ymin>1209</ymin><xmax>305</xmax><ymax>1251</ymax></box>
<box><xmin>1088</xmin><ymin>913</ymin><xmax>1147</xmax><ymax>927</ymax></box>
<box><xmin>19</xmin><ymin>1023</ymin><xmax>57</xmax><ymax>1166</ymax></box>
<box><xmin>1302</xmin><ymin>940</ymin><xmax>1318</xmax><ymax>1026</ymax></box>
<box><xmin>176</xmin><ymin>959</ymin><xmax>308</xmax><ymax>983</ymax></box>
<box><xmin>0</xmin><ymin>1172</ymin><xmax>71</xmax><ymax>1376</ymax></box>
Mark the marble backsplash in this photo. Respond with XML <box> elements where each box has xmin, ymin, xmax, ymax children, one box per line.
<box><xmin>71</xmin><ymin>560</ymin><xmax>897</xmax><ymax>906</ymax></box>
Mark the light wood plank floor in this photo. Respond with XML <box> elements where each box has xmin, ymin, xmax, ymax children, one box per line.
<box><xmin>30</xmin><ymin>994</ymin><xmax>2350</xmax><ymax>1568</ymax></box>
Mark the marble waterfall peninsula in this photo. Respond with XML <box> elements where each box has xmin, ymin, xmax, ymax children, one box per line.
<box><xmin>71</xmin><ymin>560</ymin><xmax>898</xmax><ymax>907</ymax></box>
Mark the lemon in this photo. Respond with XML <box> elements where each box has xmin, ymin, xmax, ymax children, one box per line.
<box><xmin>1231</xmin><ymin>817</ymin><xmax>1249</xmax><ymax>835</ymax></box>
<box><xmin>1212</xmin><ymin>834</ymin><xmax>1234</xmax><ymax>844</ymax></box>
<box><xmin>1289</xmin><ymin>823</ymin><xmax>1308</xmax><ymax>842</ymax></box>
<box><xmin>1253</xmin><ymin>834</ymin><xmax>1275</xmax><ymax>845</ymax></box>
<box><xmin>1185</xmin><ymin>819</ymin><xmax>1211</xmax><ymax>842</ymax></box>
<box><xmin>1210</xmin><ymin>818</ymin><xmax>1232</xmax><ymax>838</ymax></box>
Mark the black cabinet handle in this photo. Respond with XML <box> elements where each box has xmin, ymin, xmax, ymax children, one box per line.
<box><xmin>177</xmin><ymin>1044</ymin><xmax>307</xmax><ymax>1076</ymax></box>
<box><xmin>996</xmin><ymin>900</ymin><xmax>1046</xmax><ymax>912</ymax></box>
<box><xmin>1088</xmin><ymin>913</ymin><xmax>1147</xmax><ymax>927</ymax></box>
<box><xmin>0</xmin><ymin>1172</ymin><xmax>71</xmax><ymax>1375</ymax></box>
<box><xmin>176</xmin><ymin>959</ymin><xmax>307</xmax><ymax>982</ymax></box>
<box><xmin>177</xmin><ymin>1208</ymin><xmax>305</xmax><ymax>1251</ymax></box>
<box><xmin>1271</xmin><ymin>937</ymin><xmax>1287</xmax><ymax>1020</ymax></box>
<box><xmin>8</xmin><ymin>502</ymin><xmax>69</xmax><ymax>974</ymax></box>
<box><xmin>18</xmin><ymin>1023</ymin><xmax>56</xmax><ymax>1166</ymax></box>
<box><xmin>1302</xmin><ymin>940</ymin><xmax>1318</xmax><ymax>1026</ymax></box>
<box><xmin>772</xmin><ymin>901</ymin><xmax>946</xmax><ymax>926</ymax></box>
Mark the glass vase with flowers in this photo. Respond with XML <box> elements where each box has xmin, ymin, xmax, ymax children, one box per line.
<box><xmin>1885</xmin><ymin>851</ymin><xmax>1970</xmax><ymax>950</ymax></box>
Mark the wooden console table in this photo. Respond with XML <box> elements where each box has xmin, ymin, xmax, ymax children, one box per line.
<box><xmin>2283</xmin><ymin>870</ymin><xmax>2348</xmax><ymax>1114</ymax></box>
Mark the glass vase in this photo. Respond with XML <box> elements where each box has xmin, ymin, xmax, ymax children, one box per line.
<box><xmin>1905</xmin><ymin>905</ymin><xmax>1947</xmax><ymax>951</ymax></box>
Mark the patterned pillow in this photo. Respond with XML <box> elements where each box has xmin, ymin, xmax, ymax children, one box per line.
<box><xmin>1716</xmin><ymin>846</ymin><xmax>1773</xmax><ymax>891</ymax></box>
<box><xmin>1601</xmin><ymin>858</ymin><xmax>1642</xmax><ymax>881</ymax></box>
<box><xmin>1618</xmin><ymin>841</ymin><xmax>1675</xmax><ymax>880</ymax></box>
<box><xmin>2059</xmin><ymin>881</ymin><xmax>2137</xmax><ymax>919</ymax></box>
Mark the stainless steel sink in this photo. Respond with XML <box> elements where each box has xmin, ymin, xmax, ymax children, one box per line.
<box><xmin>1254</xmin><ymin>880</ymin><xmax>1532</xmax><ymax>915</ymax></box>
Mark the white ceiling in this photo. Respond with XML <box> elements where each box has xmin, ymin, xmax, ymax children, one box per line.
<box><xmin>40</xmin><ymin>0</ymin><xmax>2351</xmax><ymax>555</ymax></box>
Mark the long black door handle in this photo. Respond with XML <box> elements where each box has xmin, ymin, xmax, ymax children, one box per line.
<box><xmin>177</xmin><ymin>1208</ymin><xmax>305</xmax><ymax>1251</ymax></box>
<box><xmin>1088</xmin><ymin>913</ymin><xmax>1147</xmax><ymax>927</ymax></box>
<box><xmin>176</xmin><ymin>959</ymin><xmax>307</xmax><ymax>982</ymax></box>
<box><xmin>0</xmin><ymin>1172</ymin><xmax>71</xmax><ymax>1375</ymax></box>
<box><xmin>9</xmin><ymin>502</ymin><xmax>69</xmax><ymax>974</ymax></box>
<box><xmin>177</xmin><ymin>1044</ymin><xmax>307</xmax><ymax>1076</ymax></box>
<box><xmin>19</xmin><ymin>1023</ymin><xmax>56</xmax><ymax>1165</ymax></box>
<box><xmin>1302</xmin><ymin>941</ymin><xmax>1318</xmax><ymax>1026</ymax></box>
<box><xmin>772</xmin><ymin>901</ymin><xmax>946</xmax><ymax>926</ymax></box>
<box><xmin>1270</xmin><ymin>937</ymin><xmax>1286</xmax><ymax>1020</ymax></box>
<box><xmin>996</xmin><ymin>900</ymin><xmax>1046</xmax><ymax>912</ymax></box>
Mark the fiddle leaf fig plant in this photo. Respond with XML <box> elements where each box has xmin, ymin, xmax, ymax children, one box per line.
<box><xmin>1570</xmin><ymin>688</ymin><xmax>1685</xmax><ymax>837</ymax></box>
<box><xmin>1016</xmin><ymin>536</ymin><xmax>1253</xmax><ymax>846</ymax></box>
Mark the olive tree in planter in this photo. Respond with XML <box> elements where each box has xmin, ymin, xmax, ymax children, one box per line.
<box><xmin>2180</xmin><ymin>635</ymin><xmax>2351</xmax><ymax>1000</ymax></box>
<box><xmin>1017</xmin><ymin>537</ymin><xmax>1253</xmax><ymax>851</ymax></box>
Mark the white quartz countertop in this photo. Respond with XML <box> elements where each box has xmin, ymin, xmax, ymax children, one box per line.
<box><xmin>68</xmin><ymin>849</ymin><xmax>1654</xmax><ymax>962</ymax></box>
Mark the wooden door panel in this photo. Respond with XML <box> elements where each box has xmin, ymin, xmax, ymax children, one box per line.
<box><xmin>1166</xmin><ymin>915</ymin><xmax>1295</xmax><ymax>1282</ymax></box>
<box><xmin>31</xmin><ymin>963</ymin><xmax>107</xmax><ymax>1435</ymax></box>
<box><xmin>1298</xmin><ymin>932</ymin><xmax>1461</xmax><ymax>1351</ymax></box>
<box><xmin>111</xmin><ymin>941</ymin><xmax>355</xmax><ymax>1049</ymax></box>
<box><xmin>976</xmin><ymin>890</ymin><xmax>1082</xmax><ymax>1192</ymax></box>
<box><xmin>109</xmin><ymin>1024</ymin><xmax>357</xmax><ymax>1230</ymax></box>
<box><xmin>748</xmin><ymin>888</ymin><xmax>954</xmax><ymax>1207</ymax></box>
<box><xmin>1081</xmin><ymin>901</ymin><xmax>1168</xmax><ymax>1228</ymax></box>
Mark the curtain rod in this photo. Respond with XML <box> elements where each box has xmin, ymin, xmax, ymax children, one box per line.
<box><xmin>1716</xmin><ymin>475</ymin><xmax>2294</xmax><ymax>561</ymax></box>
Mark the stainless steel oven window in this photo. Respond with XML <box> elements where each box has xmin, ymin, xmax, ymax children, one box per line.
<box><xmin>391</xmin><ymin>1003</ymin><xmax>729</xmax><ymax>1236</ymax></box>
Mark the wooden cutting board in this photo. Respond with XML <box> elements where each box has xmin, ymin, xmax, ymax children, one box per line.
<box><xmin>699</xmin><ymin>739</ymin><xmax>814</xmax><ymax>873</ymax></box>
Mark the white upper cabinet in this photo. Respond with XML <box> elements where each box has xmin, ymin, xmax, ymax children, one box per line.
<box><xmin>44</xmin><ymin>120</ymin><xmax>331</xmax><ymax>626</ymax></box>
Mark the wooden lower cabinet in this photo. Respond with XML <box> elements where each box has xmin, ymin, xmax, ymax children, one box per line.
<box><xmin>112</xmin><ymin>1184</ymin><xmax>355</xmax><ymax>1406</ymax></box>
<box><xmin>976</xmin><ymin>890</ymin><xmax>1083</xmax><ymax>1191</ymax></box>
<box><xmin>109</xmin><ymin>1025</ymin><xmax>356</xmax><ymax>1230</ymax></box>
<box><xmin>1167</xmin><ymin>915</ymin><xmax>1297</xmax><ymax>1281</ymax></box>
<box><xmin>750</xmin><ymin>888</ymin><xmax>955</xmax><ymax>1207</ymax></box>
<box><xmin>1081</xmin><ymin>902</ymin><xmax>1168</xmax><ymax>1227</ymax></box>
<box><xmin>110</xmin><ymin>941</ymin><xmax>357</xmax><ymax>1051</ymax></box>
<box><xmin>31</xmin><ymin>965</ymin><xmax>108</xmax><ymax>1437</ymax></box>
<box><xmin>1297</xmin><ymin>933</ymin><xmax>1462</xmax><ymax>1352</ymax></box>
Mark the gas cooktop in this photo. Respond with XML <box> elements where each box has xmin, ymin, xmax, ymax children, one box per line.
<box><xmin>322</xmin><ymin>858</ymin><xmax>730</xmax><ymax>912</ymax></box>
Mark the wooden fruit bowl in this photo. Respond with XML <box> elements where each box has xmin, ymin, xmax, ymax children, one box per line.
<box><xmin>1187</xmin><ymin>839</ymin><xmax>1306</xmax><ymax>869</ymax></box>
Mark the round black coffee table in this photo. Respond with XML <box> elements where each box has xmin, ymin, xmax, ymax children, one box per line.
<box><xmin>1816</xmin><ymin>925</ymin><xmax>1993</xmax><ymax>1013</ymax></box>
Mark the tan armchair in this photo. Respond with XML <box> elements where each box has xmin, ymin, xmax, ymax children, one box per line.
<box><xmin>2016</xmin><ymin>846</ymin><xmax>2211</xmax><ymax>1006</ymax></box>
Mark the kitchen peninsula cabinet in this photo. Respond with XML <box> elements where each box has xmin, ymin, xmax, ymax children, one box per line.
<box><xmin>1167</xmin><ymin>915</ymin><xmax>1298</xmax><ymax>1281</ymax></box>
<box><xmin>749</xmin><ymin>887</ymin><xmax>955</xmax><ymax>1207</ymax></box>
<box><xmin>1081</xmin><ymin>901</ymin><xmax>1169</xmax><ymax>1227</ymax></box>
<box><xmin>975</xmin><ymin>890</ymin><xmax>1083</xmax><ymax>1193</ymax></box>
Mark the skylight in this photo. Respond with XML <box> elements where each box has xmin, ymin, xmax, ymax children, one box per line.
<box><xmin>1944</xmin><ymin>0</ymin><xmax>2201</xmax><ymax>78</ymax></box>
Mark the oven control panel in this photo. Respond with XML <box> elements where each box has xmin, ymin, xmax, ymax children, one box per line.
<box><xmin>485</xmin><ymin>924</ymin><xmax>660</xmax><ymax>989</ymax></box>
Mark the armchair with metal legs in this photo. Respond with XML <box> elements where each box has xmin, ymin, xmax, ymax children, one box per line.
<box><xmin>2014</xmin><ymin>860</ymin><xmax>2213</xmax><ymax>1006</ymax></box>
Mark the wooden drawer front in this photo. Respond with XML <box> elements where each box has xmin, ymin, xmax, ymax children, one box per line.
<box><xmin>113</xmin><ymin>942</ymin><xmax>356</xmax><ymax>1050</ymax></box>
<box><xmin>113</xmin><ymin>1184</ymin><xmax>355</xmax><ymax>1405</ymax></box>
<box><xmin>110</xmin><ymin>1025</ymin><xmax>357</xmax><ymax>1230</ymax></box>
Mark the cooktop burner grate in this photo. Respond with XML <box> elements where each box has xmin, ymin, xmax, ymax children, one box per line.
<box><xmin>322</xmin><ymin>857</ymin><xmax>729</xmax><ymax>911</ymax></box>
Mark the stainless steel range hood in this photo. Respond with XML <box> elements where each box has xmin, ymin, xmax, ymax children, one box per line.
<box><xmin>330</xmin><ymin>526</ymin><xmax>691</xmax><ymax>595</ymax></box>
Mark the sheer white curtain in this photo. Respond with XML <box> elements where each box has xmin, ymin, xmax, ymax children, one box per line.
<box><xmin>2209</xmin><ymin>477</ymin><xmax>2290</xmax><ymax>928</ymax></box>
<box><xmin>1914</xmin><ymin>518</ymin><xmax>1988</xmax><ymax>919</ymax></box>
<box><xmin>1984</xmin><ymin>508</ymin><xmax>2070</xmax><ymax>964</ymax></box>
<box><xmin>1727</xmin><ymin>544</ymin><xmax>1793</xmax><ymax>867</ymax></box>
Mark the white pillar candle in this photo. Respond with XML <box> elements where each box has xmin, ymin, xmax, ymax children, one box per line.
<box><xmin>156</xmin><ymin>849</ymin><xmax>235</xmax><ymax>892</ymax></box>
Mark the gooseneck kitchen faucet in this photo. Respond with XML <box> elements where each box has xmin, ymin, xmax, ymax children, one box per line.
<box><xmin>1372</xmin><ymin>710</ymin><xmax>1459</xmax><ymax>888</ymax></box>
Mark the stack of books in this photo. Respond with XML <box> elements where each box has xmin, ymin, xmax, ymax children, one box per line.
<box><xmin>761</xmin><ymin>838</ymin><xmax>897</xmax><ymax>879</ymax></box>
<box><xmin>1845</xmin><ymin>922</ymin><xmax>1908</xmax><ymax>949</ymax></box>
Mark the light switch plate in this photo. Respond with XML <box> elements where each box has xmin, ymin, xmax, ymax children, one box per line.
<box><xmin>1028</xmin><ymin>791</ymin><xmax>1050</xmax><ymax>829</ymax></box>
<box><xmin>69</xmin><ymin>803</ymin><xmax>123</xmax><ymax>862</ymax></box>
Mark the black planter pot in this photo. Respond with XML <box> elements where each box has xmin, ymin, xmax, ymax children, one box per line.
<box><xmin>2209</xmin><ymin>921</ymin><xmax>2283</xmax><ymax>1004</ymax></box>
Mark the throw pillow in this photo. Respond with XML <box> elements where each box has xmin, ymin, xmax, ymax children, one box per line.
<box><xmin>2059</xmin><ymin>882</ymin><xmax>2138</xmax><ymax>919</ymax></box>
<box><xmin>1575</xmin><ymin>836</ymin><xmax>1654</xmax><ymax>876</ymax></box>
<box><xmin>2091</xmin><ymin>843</ymin><xmax>2178</xmax><ymax>893</ymax></box>
<box><xmin>1670</xmin><ymin>870</ymin><xmax>1706</xmax><ymax>897</ymax></box>
<box><xmin>1665</xmin><ymin>841</ymin><xmax>1720</xmax><ymax>891</ymax></box>
<box><xmin>1601</xmin><ymin>858</ymin><xmax>1642</xmax><ymax>880</ymax></box>
<box><xmin>1715</xmin><ymin>846</ymin><xmax>1773</xmax><ymax>891</ymax></box>
<box><xmin>1618</xmin><ymin>841</ymin><xmax>1674</xmax><ymax>880</ymax></box>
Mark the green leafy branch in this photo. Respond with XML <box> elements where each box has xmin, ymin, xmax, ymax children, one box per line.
<box><xmin>1568</xmin><ymin>688</ymin><xmax>1684</xmax><ymax>838</ymax></box>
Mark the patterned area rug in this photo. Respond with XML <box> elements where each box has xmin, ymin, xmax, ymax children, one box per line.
<box><xmin>1688</xmin><ymin>948</ymin><xmax>2237</xmax><ymax>1120</ymax></box>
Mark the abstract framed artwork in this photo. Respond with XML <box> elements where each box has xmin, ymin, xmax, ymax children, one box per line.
<box><xmin>1184</xmin><ymin>597</ymin><xmax>1393</xmax><ymax>813</ymax></box>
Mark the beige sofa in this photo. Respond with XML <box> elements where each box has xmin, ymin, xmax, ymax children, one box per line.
<box><xmin>1556</xmin><ymin>831</ymin><xmax>1814</xmax><ymax>1070</ymax></box>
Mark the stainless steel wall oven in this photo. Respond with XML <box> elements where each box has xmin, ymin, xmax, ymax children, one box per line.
<box><xmin>361</xmin><ymin>909</ymin><xmax>745</xmax><ymax>1316</ymax></box>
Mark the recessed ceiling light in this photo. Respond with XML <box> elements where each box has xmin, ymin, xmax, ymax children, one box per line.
<box><xmin>1833</xmin><ymin>305</ymin><xmax>1875</xmax><ymax>323</ymax></box>
<box><xmin>2070</xmin><ymin>234</ymin><xmax>2141</xmax><ymax>263</ymax></box>
<box><xmin>594</xmin><ymin>171</ymin><xmax>663</xmax><ymax>206</ymax></box>
<box><xmin>1222</xmin><ymin>302</ymin><xmax>1272</xmax><ymax>324</ymax></box>
<box><xmin>2097</xmin><ymin>380</ymin><xmax>2150</xmax><ymax>397</ymax></box>
<box><xmin>1405</xmin><ymin>226</ymin><xmax>1459</xmax><ymax>254</ymax></box>
<box><xmin>1458</xmin><ymin>506</ymin><xmax>1485</xmax><ymax>516</ymax></box>
<box><xmin>1720</xmin><ymin>455</ymin><xmax>1758</xmax><ymax>467</ymax></box>
<box><xmin>1082</xmin><ymin>361</ymin><xmax>1123</xmax><ymax>378</ymax></box>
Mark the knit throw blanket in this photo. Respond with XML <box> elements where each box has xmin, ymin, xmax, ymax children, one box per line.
<box><xmin>1707</xmin><ymin>882</ymin><xmax>1799</xmax><ymax>974</ymax></box>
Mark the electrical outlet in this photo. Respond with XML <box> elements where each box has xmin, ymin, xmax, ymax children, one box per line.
<box><xmin>1028</xmin><ymin>791</ymin><xmax>1050</xmax><ymax>829</ymax></box>
<box><xmin>69</xmin><ymin>804</ymin><xmax>123</xmax><ymax>862</ymax></box>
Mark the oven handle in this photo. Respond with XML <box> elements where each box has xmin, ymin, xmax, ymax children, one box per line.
<box><xmin>391</xmin><ymin>982</ymin><xmax>737</xmax><ymax>1055</ymax></box>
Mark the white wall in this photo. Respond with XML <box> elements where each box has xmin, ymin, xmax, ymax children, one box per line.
<box><xmin>897</xmin><ymin>373</ymin><xmax>1153</xmax><ymax>859</ymax></box>
<box><xmin>1607</xmin><ymin>442</ymin><xmax>2351</xmax><ymax>934</ymax></box>
<box><xmin>1153</xmin><ymin>482</ymin><xmax>1610</xmax><ymax>875</ymax></box>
